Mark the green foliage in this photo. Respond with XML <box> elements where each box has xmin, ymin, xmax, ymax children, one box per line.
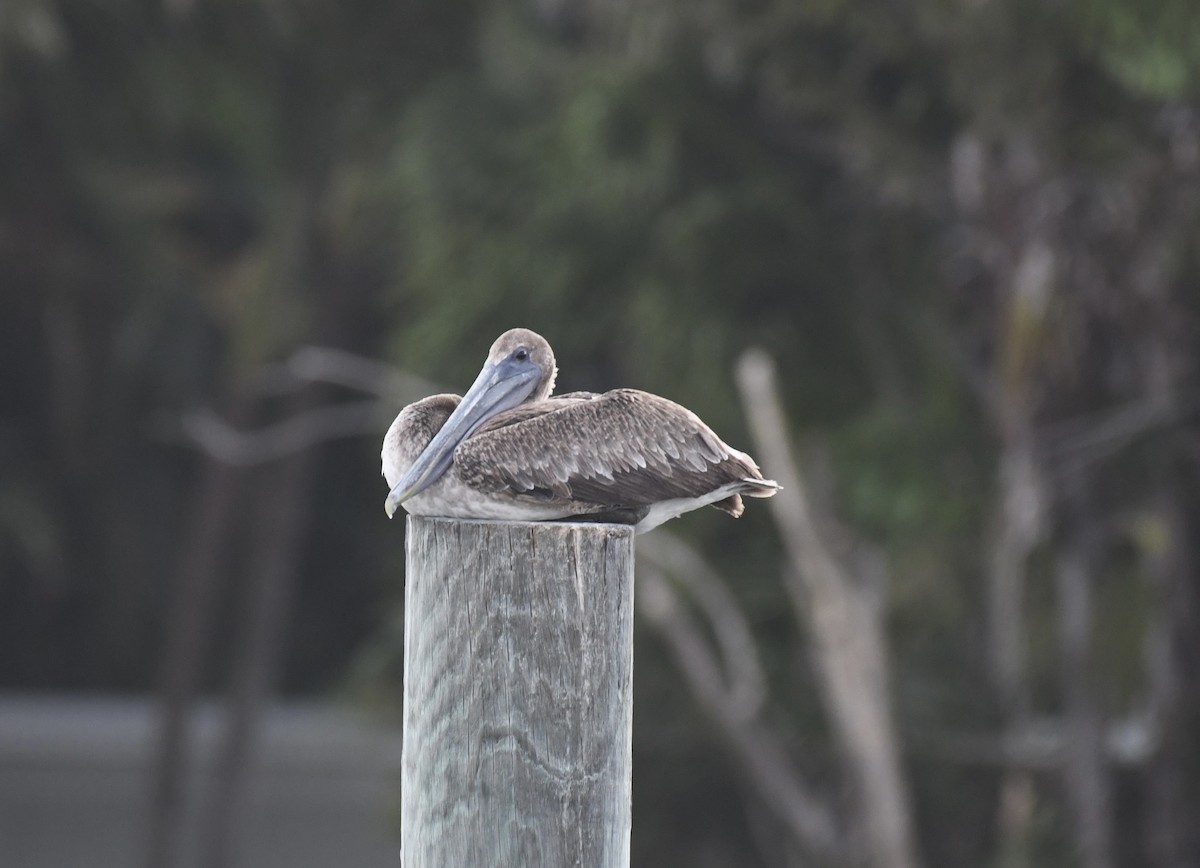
<box><xmin>1078</xmin><ymin>0</ymin><xmax>1200</xmax><ymax>97</ymax></box>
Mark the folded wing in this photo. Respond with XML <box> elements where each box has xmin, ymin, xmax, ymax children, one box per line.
<box><xmin>455</xmin><ymin>389</ymin><xmax>768</xmax><ymax>511</ymax></box>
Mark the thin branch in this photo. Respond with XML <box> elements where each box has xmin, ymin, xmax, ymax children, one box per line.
<box><xmin>1044</xmin><ymin>395</ymin><xmax>1192</xmax><ymax>477</ymax></box>
<box><xmin>638</xmin><ymin>565</ymin><xmax>843</xmax><ymax>860</ymax></box>
<box><xmin>916</xmin><ymin>713</ymin><xmax>1159</xmax><ymax>769</ymax></box>
<box><xmin>167</xmin><ymin>352</ymin><xmax>443</xmax><ymax>466</ymax></box>
<box><xmin>253</xmin><ymin>346</ymin><xmax>440</xmax><ymax>399</ymax></box>
<box><xmin>637</xmin><ymin>531</ymin><xmax>766</xmax><ymax>718</ymax></box>
<box><xmin>179</xmin><ymin>400</ymin><xmax>388</xmax><ymax>465</ymax></box>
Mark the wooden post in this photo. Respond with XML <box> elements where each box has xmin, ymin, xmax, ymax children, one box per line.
<box><xmin>401</xmin><ymin>516</ymin><xmax>635</xmax><ymax>868</ymax></box>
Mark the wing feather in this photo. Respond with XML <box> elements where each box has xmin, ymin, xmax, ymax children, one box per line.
<box><xmin>455</xmin><ymin>389</ymin><xmax>765</xmax><ymax>509</ymax></box>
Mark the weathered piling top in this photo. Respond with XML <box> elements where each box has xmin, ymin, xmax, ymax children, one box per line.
<box><xmin>401</xmin><ymin>516</ymin><xmax>635</xmax><ymax>868</ymax></box>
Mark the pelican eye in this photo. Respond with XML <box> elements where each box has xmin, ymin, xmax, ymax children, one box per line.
<box><xmin>513</xmin><ymin>347</ymin><xmax>530</xmax><ymax>362</ymax></box>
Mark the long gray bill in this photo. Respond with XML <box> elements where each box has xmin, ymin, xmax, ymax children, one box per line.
<box><xmin>384</xmin><ymin>358</ymin><xmax>539</xmax><ymax>517</ymax></box>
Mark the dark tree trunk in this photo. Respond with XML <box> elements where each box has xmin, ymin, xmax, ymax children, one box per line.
<box><xmin>145</xmin><ymin>398</ymin><xmax>251</xmax><ymax>868</ymax></box>
<box><xmin>198</xmin><ymin>390</ymin><xmax>320</xmax><ymax>868</ymax></box>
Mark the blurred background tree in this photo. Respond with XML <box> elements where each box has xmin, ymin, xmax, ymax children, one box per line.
<box><xmin>1</xmin><ymin>0</ymin><xmax>1198</xmax><ymax>865</ymax></box>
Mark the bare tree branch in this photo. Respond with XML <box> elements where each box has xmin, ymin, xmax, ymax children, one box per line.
<box><xmin>1044</xmin><ymin>396</ymin><xmax>1190</xmax><ymax>478</ymax></box>
<box><xmin>253</xmin><ymin>346</ymin><xmax>440</xmax><ymax>399</ymax></box>
<box><xmin>736</xmin><ymin>348</ymin><xmax>922</xmax><ymax>868</ymax></box>
<box><xmin>638</xmin><ymin>532</ymin><xmax>766</xmax><ymax>718</ymax></box>
<box><xmin>168</xmin><ymin>351</ymin><xmax>443</xmax><ymax>466</ymax></box>
<box><xmin>179</xmin><ymin>400</ymin><xmax>389</xmax><ymax>465</ymax></box>
<box><xmin>917</xmin><ymin>713</ymin><xmax>1159</xmax><ymax>769</ymax></box>
<box><xmin>637</xmin><ymin>563</ymin><xmax>843</xmax><ymax>861</ymax></box>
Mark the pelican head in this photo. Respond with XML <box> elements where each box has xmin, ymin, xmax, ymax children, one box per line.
<box><xmin>384</xmin><ymin>328</ymin><xmax>557</xmax><ymax>517</ymax></box>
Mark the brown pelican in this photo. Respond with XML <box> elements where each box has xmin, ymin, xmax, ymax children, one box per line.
<box><xmin>381</xmin><ymin>328</ymin><xmax>778</xmax><ymax>533</ymax></box>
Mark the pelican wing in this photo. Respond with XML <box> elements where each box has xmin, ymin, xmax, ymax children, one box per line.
<box><xmin>456</xmin><ymin>389</ymin><xmax>764</xmax><ymax>508</ymax></box>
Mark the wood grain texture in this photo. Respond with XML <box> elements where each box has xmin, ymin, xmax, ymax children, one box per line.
<box><xmin>401</xmin><ymin>516</ymin><xmax>635</xmax><ymax>868</ymax></box>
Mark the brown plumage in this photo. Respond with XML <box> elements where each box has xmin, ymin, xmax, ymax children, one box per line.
<box><xmin>382</xmin><ymin>329</ymin><xmax>778</xmax><ymax>533</ymax></box>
